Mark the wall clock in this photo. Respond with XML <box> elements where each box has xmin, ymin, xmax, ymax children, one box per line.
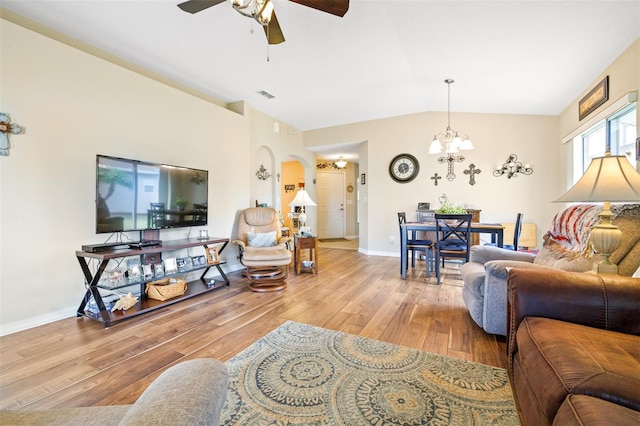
<box><xmin>389</xmin><ymin>153</ymin><xmax>420</xmax><ymax>183</ymax></box>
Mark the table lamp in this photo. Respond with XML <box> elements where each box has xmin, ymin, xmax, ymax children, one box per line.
<box><xmin>289</xmin><ymin>187</ymin><xmax>317</xmax><ymax>229</ymax></box>
<box><xmin>555</xmin><ymin>153</ymin><xmax>640</xmax><ymax>274</ymax></box>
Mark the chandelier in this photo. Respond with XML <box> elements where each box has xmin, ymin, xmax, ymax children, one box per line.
<box><xmin>429</xmin><ymin>79</ymin><xmax>473</xmax><ymax>181</ymax></box>
<box><xmin>428</xmin><ymin>79</ymin><xmax>473</xmax><ymax>155</ymax></box>
<box><xmin>232</xmin><ymin>0</ymin><xmax>274</xmax><ymax>25</ymax></box>
<box><xmin>335</xmin><ymin>156</ymin><xmax>347</xmax><ymax>168</ymax></box>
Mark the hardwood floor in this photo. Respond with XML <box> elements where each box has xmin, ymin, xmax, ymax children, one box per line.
<box><xmin>0</xmin><ymin>247</ymin><xmax>506</xmax><ymax>411</ymax></box>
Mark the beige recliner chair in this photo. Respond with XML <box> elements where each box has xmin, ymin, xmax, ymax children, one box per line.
<box><xmin>233</xmin><ymin>207</ymin><xmax>292</xmax><ymax>292</ymax></box>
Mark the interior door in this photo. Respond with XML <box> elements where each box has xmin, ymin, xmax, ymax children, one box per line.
<box><xmin>317</xmin><ymin>172</ymin><xmax>345</xmax><ymax>238</ymax></box>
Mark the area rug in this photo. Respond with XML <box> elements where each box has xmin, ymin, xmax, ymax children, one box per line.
<box><xmin>318</xmin><ymin>238</ymin><xmax>349</xmax><ymax>242</ymax></box>
<box><xmin>220</xmin><ymin>321</ymin><xmax>520</xmax><ymax>425</ymax></box>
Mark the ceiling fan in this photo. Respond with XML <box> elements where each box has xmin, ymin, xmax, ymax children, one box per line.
<box><xmin>177</xmin><ymin>0</ymin><xmax>349</xmax><ymax>45</ymax></box>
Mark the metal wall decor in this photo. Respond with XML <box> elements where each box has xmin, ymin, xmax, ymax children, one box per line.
<box><xmin>437</xmin><ymin>153</ymin><xmax>465</xmax><ymax>181</ymax></box>
<box><xmin>284</xmin><ymin>184</ymin><xmax>296</xmax><ymax>193</ymax></box>
<box><xmin>0</xmin><ymin>112</ymin><xmax>24</xmax><ymax>156</ymax></box>
<box><xmin>316</xmin><ymin>161</ymin><xmax>345</xmax><ymax>169</ymax></box>
<box><xmin>493</xmin><ymin>154</ymin><xmax>533</xmax><ymax>179</ymax></box>
<box><xmin>464</xmin><ymin>163</ymin><xmax>481</xmax><ymax>185</ymax></box>
<box><xmin>431</xmin><ymin>172</ymin><xmax>442</xmax><ymax>186</ymax></box>
<box><xmin>256</xmin><ymin>164</ymin><xmax>271</xmax><ymax>180</ymax></box>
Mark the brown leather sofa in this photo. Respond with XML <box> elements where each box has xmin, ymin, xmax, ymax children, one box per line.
<box><xmin>507</xmin><ymin>268</ymin><xmax>640</xmax><ymax>425</ymax></box>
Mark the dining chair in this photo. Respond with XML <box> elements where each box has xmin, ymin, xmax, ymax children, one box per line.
<box><xmin>486</xmin><ymin>212</ymin><xmax>523</xmax><ymax>251</ymax></box>
<box><xmin>398</xmin><ymin>212</ymin><xmax>434</xmax><ymax>276</ymax></box>
<box><xmin>434</xmin><ymin>213</ymin><xmax>473</xmax><ymax>284</ymax></box>
<box><xmin>149</xmin><ymin>202</ymin><xmax>171</xmax><ymax>228</ymax></box>
<box><xmin>193</xmin><ymin>203</ymin><xmax>207</xmax><ymax>225</ymax></box>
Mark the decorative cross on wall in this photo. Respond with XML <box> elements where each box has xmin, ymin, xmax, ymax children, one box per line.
<box><xmin>431</xmin><ymin>173</ymin><xmax>442</xmax><ymax>186</ymax></box>
<box><xmin>0</xmin><ymin>112</ymin><xmax>24</xmax><ymax>156</ymax></box>
<box><xmin>437</xmin><ymin>154</ymin><xmax>465</xmax><ymax>181</ymax></box>
<box><xmin>463</xmin><ymin>163</ymin><xmax>481</xmax><ymax>186</ymax></box>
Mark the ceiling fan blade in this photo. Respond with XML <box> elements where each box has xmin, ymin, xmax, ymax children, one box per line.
<box><xmin>263</xmin><ymin>12</ymin><xmax>285</xmax><ymax>45</ymax></box>
<box><xmin>177</xmin><ymin>0</ymin><xmax>226</xmax><ymax>14</ymax></box>
<box><xmin>289</xmin><ymin>0</ymin><xmax>349</xmax><ymax>17</ymax></box>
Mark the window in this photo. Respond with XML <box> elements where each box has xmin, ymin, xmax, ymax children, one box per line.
<box><xmin>576</xmin><ymin>103</ymin><xmax>636</xmax><ymax>177</ymax></box>
<box><xmin>609</xmin><ymin>104</ymin><xmax>637</xmax><ymax>169</ymax></box>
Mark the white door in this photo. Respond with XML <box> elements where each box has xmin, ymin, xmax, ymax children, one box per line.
<box><xmin>317</xmin><ymin>172</ymin><xmax>345</xmax><ymax>238</ymax></box>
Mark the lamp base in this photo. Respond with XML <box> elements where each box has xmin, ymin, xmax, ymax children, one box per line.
<box><xmin>592</xmin><ymin>262</ymin><xmax>618</xmax><ymax>275</ymax></box>
<box><xmin>589</xmin><ymin>205</ymin><xmax>621</xmax><ymax>275</ymax></box>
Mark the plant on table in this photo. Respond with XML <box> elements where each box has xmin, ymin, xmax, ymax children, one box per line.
<box><xmin>435</xmin><ymin>202</ymin><xmax>468</xmax><ymax>214</ymax></box>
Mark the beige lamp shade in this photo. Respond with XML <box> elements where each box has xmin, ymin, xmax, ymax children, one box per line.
<box><xmin>555</xmin><ymin>155</ymin><xmax>640</xmax><ymax>203</ymax></box>
<box><xmin>289</xmin><ymin>189</ymin><xmax>316</xmax><ymax>228</ymax></box>
<box><xmin>289</xmin><ymin>189</ymin><xmax>317</xmax><ymax>207</ymax></box>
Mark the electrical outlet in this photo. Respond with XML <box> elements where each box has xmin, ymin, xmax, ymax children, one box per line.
<box><xmin>390</xmin><ymin>235</ymin><xmax>395</xmax><ymax>244</ymax></box>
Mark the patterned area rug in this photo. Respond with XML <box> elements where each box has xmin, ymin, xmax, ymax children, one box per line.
<box><xmin>221</xmin><ymin>321</ymin><xmax>520</xmax><ymax>425</ymax></box>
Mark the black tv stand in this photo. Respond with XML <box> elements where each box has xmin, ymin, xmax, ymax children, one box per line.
<box><xmin>76</xmin><ymin>237</ymin><xmax>230</xmax><ymax>327</ymax></box>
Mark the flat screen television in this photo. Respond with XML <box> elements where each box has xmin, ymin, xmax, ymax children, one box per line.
<box><xmin>96</xmin><ymin>155</ymin><xmax>208</xmax><ymax>234</ymax></box>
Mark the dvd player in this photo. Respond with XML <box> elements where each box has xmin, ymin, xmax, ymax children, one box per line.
<box><xmin>128</xmin><ymin>240</ymin><xmax>162</xmax><ymax>249</ymax></box>
<box><xmin>81</xmin><ymin>242</ymin><xmax>130</xmax><ymax>253</ymax></box>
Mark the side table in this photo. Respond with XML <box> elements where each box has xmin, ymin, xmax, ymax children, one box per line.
<box><xmin>294</xmin><ymin>234</ymin><xmax>318</xmax><ymax>274</ymax></box>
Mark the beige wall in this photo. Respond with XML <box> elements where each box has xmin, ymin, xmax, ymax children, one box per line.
<box><xmin>247</xmin><ymin>108</ymin><xmax>317</xmax><ymax>223</ymax></box>
<box><xmin>0</xmin><ymin>19</ymin><xmax>251</xmax><ymax>334</ymax></box>
<box><xmin>557</xmin><ymin>39</ymin><xmax>640</xmax><ymax>182</ymax></box>
<box><xmin>305</xmin><ymin>111</ymin><xmax>560</xmax><ymax>255</ymax></box>
<box><xmin>558</xmin><ymin>39</ymin><xmax>639</xmax><ymax>142</ymax></box>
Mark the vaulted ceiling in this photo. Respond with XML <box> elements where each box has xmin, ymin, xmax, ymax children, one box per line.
<box><xmin>3</xmin><ymin>1</ymin><xmax>639</xmax><ymax>135</ymax></box>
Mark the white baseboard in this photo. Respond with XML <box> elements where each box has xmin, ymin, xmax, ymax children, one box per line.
<box><xmin>0</xmin><ymin>307</ymin><xmax>75</xmax><ymax>337</ymax></box>
<box><xmin>1</xmin><ymin>265</ymin><xmax>247</xmax><ymax>337</ymax></box>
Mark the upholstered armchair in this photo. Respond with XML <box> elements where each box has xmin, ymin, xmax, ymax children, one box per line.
<box><xmin>461</xmin><ymin>204</ymin><xmax>640</xmax><ymax>336</ymax></box>
<box><xmin>233</xmin><ymin>207</ymin><xmax>292</xmax><ymax>292</ymax></box>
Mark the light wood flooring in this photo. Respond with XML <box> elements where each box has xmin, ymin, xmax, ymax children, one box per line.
<box><xmin>0</xmin><ymin>247</ymin><xmax>505</xmax><ymax>411</ymax></box>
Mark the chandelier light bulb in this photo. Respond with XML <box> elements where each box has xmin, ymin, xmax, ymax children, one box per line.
<box><xmin>429</xmin><ymin>136</ymin><xmax>443</xmax><ymax>154</ymax></box>
<box><xmin>460</xmin><ymin>137</ymin><xmax>474</xmax><ymax>150</ymax></box>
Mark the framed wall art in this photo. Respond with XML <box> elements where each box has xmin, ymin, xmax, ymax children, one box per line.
<box><xmin>578</xmin><ymin>76</ymin><xmax>609</xmax><ymax>121</ymax></box>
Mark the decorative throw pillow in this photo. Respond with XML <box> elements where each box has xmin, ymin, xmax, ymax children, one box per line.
<box><xmin>247</xmin><ymin>231</ymin><xmax>277</xmax><ymax>247</ymax></box>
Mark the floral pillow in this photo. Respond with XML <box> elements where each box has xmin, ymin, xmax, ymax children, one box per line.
<box><xmin>247</xmin><ymin>231</ymin><xmax>277</xmax><ymax>247</ymax></box>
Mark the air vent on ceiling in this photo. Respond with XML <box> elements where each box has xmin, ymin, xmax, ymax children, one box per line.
<box><xmin>257</xmin><ymin>90</ymin><xmax>276</xmax><ymax>100</ymax></box>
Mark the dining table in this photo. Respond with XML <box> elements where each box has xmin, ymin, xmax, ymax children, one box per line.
<box><xmin>400</xmin><ymin>221</ymin><xmax>505</xmax><ymax>279</ymax></box>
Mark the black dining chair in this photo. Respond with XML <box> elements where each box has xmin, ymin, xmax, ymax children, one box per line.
<box><xmin>398</xmin><ymin>212</ymin><xmax>434</xmax><ymax>276</ymax></box>
<box><xmin>486</xmin><ymin>213</ymin><xmax>523</xmax><ymax>251</ymax></box>
<box><xmin>434</xmin><ymin>213</ymin><xmax>472</xmax><ymax>284</ymax></box>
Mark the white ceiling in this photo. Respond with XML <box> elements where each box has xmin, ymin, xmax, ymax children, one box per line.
<box><xmin>3</xmin><ymin>0</ymin><xmax>639</xmax><ymax>162</ymax></box>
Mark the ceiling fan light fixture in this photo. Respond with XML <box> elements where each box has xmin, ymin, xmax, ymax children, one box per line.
<box><xmin>258</xmin><ymin>0</ymin><xmax>274</xmax><ymax>24</ymax></box>
<box><xmin>232</xmin><ymin>0</ymin><xmax>273</xmax><ymax>25</ymax></box>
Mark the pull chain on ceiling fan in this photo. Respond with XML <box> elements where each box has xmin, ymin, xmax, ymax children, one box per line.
<box><xmin>177</xmin><ymin>0</ymin><xmax>349</xmax><ymax>45</ymax></box>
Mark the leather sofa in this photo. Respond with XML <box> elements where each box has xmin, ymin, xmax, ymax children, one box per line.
<box><xmin>461</xmin><ymin>203</ymin><xmax>640</xmax><ymax>335</ymax></box>
<box><xmin>0</xmin><ymin>358</ymin><xmax>229</xmax><ymax>425</ymax></box>
<box><xmin>507</xmin><ymin>268</ymin><xmax>640</xmax><ymax>425</ymax></box>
